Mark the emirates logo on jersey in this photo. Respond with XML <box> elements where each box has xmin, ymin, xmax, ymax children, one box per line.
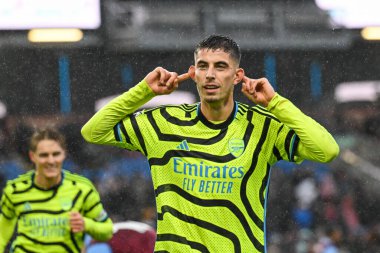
<box><xmin>228</xmin><ymin>139</ymin><xmax>245</xmax><ymax>158</ymax></box>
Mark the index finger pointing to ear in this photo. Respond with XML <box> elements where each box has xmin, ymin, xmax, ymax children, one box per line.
<box><xmin>242</xmin><ymin>76</ymin><xmax>257</xmax><ymax>94</ymax></box>
<box><xmin>242</xmin><ymin>76</ymin><xmax>255</xmax><ymax>83</ymax></box>
<box><xmin>177</xmin><ymin>73</ymin><xmax>190</xmax><ymax>83</ymax></box>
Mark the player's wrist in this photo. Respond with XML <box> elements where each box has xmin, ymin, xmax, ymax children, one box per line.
<box><xmin>82</xmin><ymin>217</ymin><xmax>93</xmax><ymax>233</ymax></box>
<box><xmin>266</xmin><ymin>92</ymin><xmax>280</xmax><ymax>110</ymax></box>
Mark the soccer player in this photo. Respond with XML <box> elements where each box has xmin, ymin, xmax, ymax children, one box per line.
<box><xmin>81</xmin><ymin>35</ymin><xmax>339</xmax><ymax>252</ymax></box>
<box><xmin>0</xmin><ymin>127</ymin><xmax>113</xmax><ymax>252</ymax></box>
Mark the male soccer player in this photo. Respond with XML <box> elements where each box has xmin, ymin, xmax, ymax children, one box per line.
<box><xmin>81</xmin><ymin>35</ymin><xmax>339</xmax><ymax>252</ymax></box>
<box><xmin>0</xmin><ymin>127</ymin><xmax>113</xmax><ymax>252</ymax></box>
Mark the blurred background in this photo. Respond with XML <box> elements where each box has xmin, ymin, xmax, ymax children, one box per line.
<box><xmin>1</xmin><ymin>0</ymin><xmax>380</xmax><ymax>252</ymax></box>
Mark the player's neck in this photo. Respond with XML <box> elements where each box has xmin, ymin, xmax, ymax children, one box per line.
<box><xmin>200</xmin><ymin>99</ymin><xmax>234</xmax><ymax>122</ymax></box>
<box><xmin>35</xmin><ymin>174</ymin><xmax>62</xmax><ymax>189</ymax></box>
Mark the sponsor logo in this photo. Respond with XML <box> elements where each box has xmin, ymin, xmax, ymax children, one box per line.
<box><xmin>173</xmin><ymin>158</ymin><xmax>245</xmax><ymax>194</ymax></box>
<box><xmin>21</xmin><ymin>216</ymin><xmax>69</xmax><ymax>238</ymax></box>
<box><xmin>173</xmin><ymin>157</ymin><xmax>244</xmax><ymax>179</ymax></box>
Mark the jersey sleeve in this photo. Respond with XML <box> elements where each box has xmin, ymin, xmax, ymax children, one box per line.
<box><xmin>273</xmin><ymin>123</ymin><xmax>302</xmax><ymax>164</ymax></box>
<box><xmin>0</xmin><ymin>186</ymin><xmax>15</xmax><ymax>219</ymax></box>
<box><xmin>267</xmin><ymin>93</ymin><xmax>339</xmax><ymax>163</ymax></box>
<box><xmin>0</xmin><ymin>186</ymin><xmax>17</xmax><ymax>252</ymax></box>
<box><xmin>81</xmin><ymin>80</ymin><xmax>155</xmax><ymax>153</ymax></box>
<box><xmin>82</xmin><ymin>183</ymin><xmax>113</xmax><ymax>241</ymax></box>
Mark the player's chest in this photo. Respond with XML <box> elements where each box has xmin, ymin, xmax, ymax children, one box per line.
<box><xmin>13</xmin><ymin>187</ymin><xmax>81</xmax><ymax>215</ymax></box>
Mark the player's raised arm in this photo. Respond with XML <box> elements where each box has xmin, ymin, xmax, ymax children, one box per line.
<box><xmin>272</xmin><ymin>95</ymin><xmax>339</xmax><ymax>162</ymax></box>
<box><xmin>81</xmin><ymin>67</ymin><xmax>192</xmax><ymax>146</ymax></box>
<box><xmin>241</xmin><ymin>76</ymin><xmax>339</xmax><ymax>163</ymax></box>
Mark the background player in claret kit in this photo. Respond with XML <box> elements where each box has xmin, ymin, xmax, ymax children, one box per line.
<box><xmin>0</xmin><ymin>127</ymin><xmax>113</xmax><ymax>253</ymax></box>
<box><xmin>81</xmin><ymin>34</ymin><xmax>339</xmax><ymax>252</ymax></box>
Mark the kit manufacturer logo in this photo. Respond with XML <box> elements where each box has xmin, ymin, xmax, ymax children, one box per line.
<box><xmin>177</xmin><ymin>140</ymin><xmax>190</xmax><ymax>151</ymax></box>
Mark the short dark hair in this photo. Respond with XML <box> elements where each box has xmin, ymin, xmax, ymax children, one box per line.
<box><xmin>29</xmin><ymin>127</ymin><xmax>67</xmax><ymax>152</ymax></box>
<box><xmin>194</xmin><ymin>34</ymin><xmax>241</xmax><ymax>64</ymax></box>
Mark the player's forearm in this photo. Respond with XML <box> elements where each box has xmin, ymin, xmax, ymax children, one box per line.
<box><xmin>81</xmin><ymin>80</ymin><xmax>155</xmax><ymax>144</ymax></box>
<box><xmin>267</xmin><ymin>93</ymin><xmax>339</xmax><ymax>163</ymax></box>
<box><xmin>0</xmin><ymin>216</ymin><xmax>17</xmax><ymax>252</ymax></box>
<box><xmin>84</xmin><ymin>217</ymin><xmax>113</xmax><ymax>241</ymax></box>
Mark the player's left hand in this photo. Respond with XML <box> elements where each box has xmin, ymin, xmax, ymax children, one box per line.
<box><xmin>241</xmin><ymin>76</ymin><xmax>276</xmax><ymax>107</ymax></box>
<box><xmin>69</xmin><ymin>211</ymin><xmax>85</xmax><ymax>233</ymax></box>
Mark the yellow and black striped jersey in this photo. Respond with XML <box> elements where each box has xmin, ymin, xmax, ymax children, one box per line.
<box><xmin>112</xmin><ymin>101</ymin><xmax>298</xmax><ymax>252</ymax></box>
<box><xmin>81</xmin><ymin>80</ymin><xmax>339</xmax><ymax>253</ymax></box>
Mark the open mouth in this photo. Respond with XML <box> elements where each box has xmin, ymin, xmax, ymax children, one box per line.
<box><xmin>204</xmin><ymin>84</ymin><xmax>219</xmax><ymax>92</ymax></box>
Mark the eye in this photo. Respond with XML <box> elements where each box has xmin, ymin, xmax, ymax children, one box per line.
<box><xmin>53</xmin><ymin>152</ymin><xmax>62</xmax><ymax>157</ymax></box>
<box><xmin>197</xmin><ymin>64</ymin><xmax>207</xmax><ymax>70</ymax></box>
<box><xmin>215</xmin><ymin>64</ymin><xmax>228</xmax><ymax>70</ymax></box>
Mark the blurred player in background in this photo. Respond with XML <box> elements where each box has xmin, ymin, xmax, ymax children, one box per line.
<box><xmin>0</xmin><ymin>127</ymin><xmax>113</xmax><ymax>252</ymax></box>
<box><xmin>82</xmin><ymin>34</ymin><xmax>339</xmax><ymax>252</ymax></box>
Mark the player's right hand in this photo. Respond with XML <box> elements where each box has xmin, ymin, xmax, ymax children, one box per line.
<box><xmin>144</xmin><ymin>67</ymin><xmax>191</xmax><ymax>95</ymax></box>
<box><xmin>69</xmin><ymin>211</ymin><xmax>85</xmax><ymax>233</ymax></box>
<box><xmin>144</xmin><ymin>67</ymin><xmax>178</xmax><ymax>95</ymax></box>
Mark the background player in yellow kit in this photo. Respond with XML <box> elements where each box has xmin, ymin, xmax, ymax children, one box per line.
<box><xmin>0</xmin><ymin>127</ymin><xmax>113</xmax><ymax>252</ymax></box>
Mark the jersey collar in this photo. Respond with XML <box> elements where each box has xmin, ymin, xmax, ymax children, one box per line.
<box><xmin>32</xmin><ymin>171</ymin><xmax>64</xmax><ymax>191</ymax></box>
<box><xmin>197</xmin><ymin>101</ymin><xmax>238</xmax><ymax>129</ymax></box>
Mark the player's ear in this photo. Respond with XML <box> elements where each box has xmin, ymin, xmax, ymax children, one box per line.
<box><xmin>29</xmin><ymin>151</ymin><xmax>36</xmax><ymax>164</ymax></box>
<box><xmin>233</xmin><ymin>68</ymin><xmax>244</xmax><ymax>85</ymax></box>
<box><xmin>188</xmin><ymin>66</ymin><xmax>196</xmax><ymax>80</ymax></box>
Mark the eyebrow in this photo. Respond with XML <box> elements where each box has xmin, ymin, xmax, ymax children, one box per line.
<box><xmin>38</xmin><ymin>151</ymin><xmax>62</xmax><ymax>156</ymax></box>
<box><xmin>215</xmin><ymin>61</ymin><xmax>229</xmax><ymax>67</ymax></box>
<box><xmin>196</xmin><ymin>60</ymin><xmax>230</xmax><ymax>66</ymax></box>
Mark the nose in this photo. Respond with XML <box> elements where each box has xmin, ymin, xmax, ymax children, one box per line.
<box><xmin>206</xmin><ymin>67</ymin><xmax>215</xmax><ymax>80</ymax></box>
<box><xmin>47</xmin><ymin>154</ymin><xmax>55</xmax><ymax>163</ymax></box>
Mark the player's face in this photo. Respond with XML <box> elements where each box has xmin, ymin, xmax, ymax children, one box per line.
<box><xmin>29</xmin><ymin>139</ymin><xmax>66</xmax><ymax>184</ymax></box>
<box><xmin>193</xmin><ymin>49</ymin><xmax>242</xmax><ymax>105</ymax></box>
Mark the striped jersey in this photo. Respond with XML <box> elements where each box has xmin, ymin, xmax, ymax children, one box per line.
<box><xmin>111</xmin><ymin>101</ymin><xmax>301</xmax><ymax>252</ymax></box>
<box><xmin>0</xmin><ymin>170</ymin><xmax>111</xmax><ymax>253</ymax></box>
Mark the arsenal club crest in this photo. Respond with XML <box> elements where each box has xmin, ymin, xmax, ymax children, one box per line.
<box><xmin>228</xmin><ymin>139</ymin><xmax>245</xmax><ymax>158</ymax></box>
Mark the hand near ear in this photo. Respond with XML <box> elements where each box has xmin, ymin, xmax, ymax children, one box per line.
<box><xmin>241</xmin><ymin>77</ymin><xmax>276</xmax><ymax>107</ymax></box>
<box><xmin>144</xmin><ymin>67</ymin><xmax>194</xmax><ymax>95</ymax></box>
<box><xmin>177</xmin><ymin>67</ymin><xmax>195</xmax><ymax>83</ymax></box>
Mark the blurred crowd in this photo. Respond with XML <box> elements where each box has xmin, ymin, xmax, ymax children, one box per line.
<box><xmin>1</xmin><ymin>115</ymin><xmax>380</xmax><ymax>253</ymax></box>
